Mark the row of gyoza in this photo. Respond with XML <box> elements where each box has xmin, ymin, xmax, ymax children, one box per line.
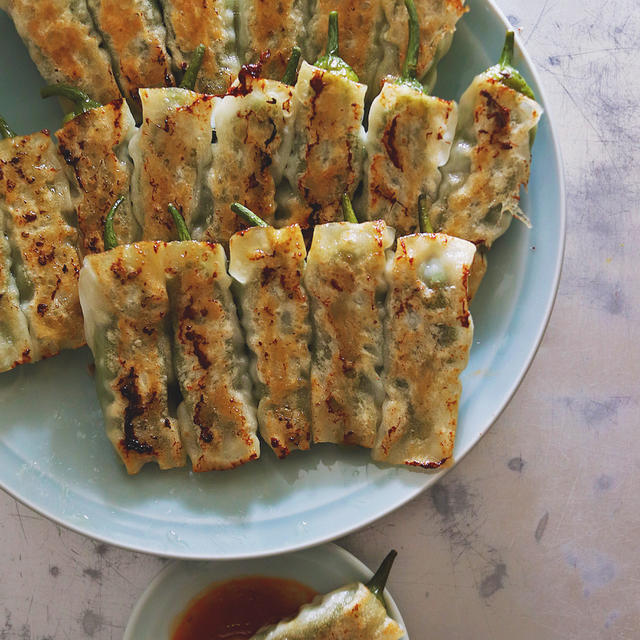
<box><xmin>79</xmin><ymin>222</ymin><xmax>474</xmax><ymax>473</ymax></box>
<box><xmin>2</xmin><ymin>0</ymin><xmax>465</xmax><ymax>113</ymax></box>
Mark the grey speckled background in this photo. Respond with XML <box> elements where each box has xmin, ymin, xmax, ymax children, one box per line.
<box><xmin>1</xmin><ymin>1</ymin><xmax>639</xmax><ymax>638</ymax></box>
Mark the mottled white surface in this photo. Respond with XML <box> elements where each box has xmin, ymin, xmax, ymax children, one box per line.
<box><xmin>1</xmin><ymin>1</ymin><xmax>639</xmax><ymax>638</ymax></box>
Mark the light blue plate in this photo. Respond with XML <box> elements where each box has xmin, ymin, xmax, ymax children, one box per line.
<box><xmin>123</xmin><ymin>544</ymin><xmax>408</xmax><ymax>639</ymax></box>
<box><xmin>0</xmin><ymin>0</ymin><xmax>565</xmax><ymax>559</ymax></box>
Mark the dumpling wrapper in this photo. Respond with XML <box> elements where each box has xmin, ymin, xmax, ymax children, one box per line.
<box><xmin>0</xmin><ymin>131</ymin><xmax>84</xmax><ymax>362</ymax></box>
<box><xmin>280</xmin><ymin>61</ymin><xmax>366</xmax><ymax>230</ymax></box>
<box><xmin>164</xmin><ymin>241</ymin><xmax>260</xmax><ymax>472</ymax></box>
<box><xmin>305</xmin><ymin>221</ymin><xmax>393</xmax><ymax>448</ymax></box>
<box><xmin>229</xmin><ymin>224</ymin><xmax>311</xmax><ymax>458</ymax></box>
<box><xmin>56</xmin><ymin>99</ymin><xmax>139</xmax><ymax>255</ymax></box>
<box><xmin>431</xmin><ymin>74</ymin><xmax>543</xmax><ymax>248</ymax></box>
<box><xmin>1</xmin><ymin>0</ymin><xmax>120</xmax><ymax>103</ymax></box>
<box><xmin>129</xmin><ymin>88</ymin><xmax>214</xmax><ymax>241</ymax></box>
<box><xmin>250</xmin><ymin>582</ymin><xmax>404</xmax><ymax>640</ymax></box>
<box><xmin>204</xmin><ymin>77</ymin><xmax>294</xmax><ymax>245</ymax></box>
<box><xmin>79</xmin><ymin>243</ymin><xmax>185</xmax><ymax>474</ymax></box>
<box><xmin>159</xmin><ymin>0</ymin><xmax>239</xmax><ymax>94</ymax></box>
<box><xmin>86</xmin><ymin>0</ymin><xmax>174</xmax><ymax>115</ymax></box>
<box><xmin>363</xmin><ymin>81</ymin><xmax>457</xmax><ymax>236</ymax></box>
<box><xmin>373</xmin><ymin>233</ymin><xmax>475</xmax><ymax>468</ymax></box>
<box><xmin>237</xmin><ymin>0</ymin><xmax>306</xmax><ymax>79</ymax></box>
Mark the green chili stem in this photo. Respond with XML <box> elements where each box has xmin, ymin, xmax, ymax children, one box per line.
<box><xmin>0</xmin><ymin>114</ymin><xmax>16</xmax><ymax>139</ymax></box>
<box><xmin>366</xmin><ymin>550</ymin><xmax>398</xmax><ymax>603</ymax></box>
<box><xmin>282</xmin><ymin>46</ymin><xmax>302</xmax><ymax>85</ymax></box>
<box><xmin>168</xmin><ymin>203</ymin><xmax>192</xmax><ymax>240</ymax></box>
<box><xmin>231</xmin><ymin>202</ymin><xmax>269</xmax><ymax>228</ymax></box>
<box><xmin>499</xmin><ymin>31</ymin><xmax>515</xmax><ymax>67</ymax></box>
<box><xmin>419</xmin><ymin>195</ymin><xmax>433</xmax><ymax>233</ymax></box>
<box><xmin>341</xmin><ymin>193</ymin><xmax>359</xmax><ymax>223</ymax></box>
<box><xmin>401</xmin><ymin>0</ymin><xmax>420</xmax><ymax>81</ymax></box>
<box><xmin>104</xmin><ymin>195</ymin><xmax>124</xmax><ymax>251</ymax></box>
<box><xmin>314</xmin><ymin>11</ymin><xmax>359</xmax><ymax>82</ymax></box>
<box><xmin>41</xmin><ymin>84</ymin><xmax>101</xmax><ymax>115</ymax></box>
<box><xmin>180</xmin><ymin>44</ymin><xmax>206</xmax><ymax>90</ymax></box>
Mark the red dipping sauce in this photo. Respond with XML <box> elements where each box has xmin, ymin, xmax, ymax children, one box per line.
<box><xmin>171</xmin><ymin>576</ymin><xmax>317</xmax><ymax>640</ymax></box>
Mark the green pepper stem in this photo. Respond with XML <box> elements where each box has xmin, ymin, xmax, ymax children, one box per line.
<box><xmin>419</xmin><ymin>195</ymin><xmax>433</xmax><ymax>233</ymax></box>
<box><xmin>401</xmin><ymin>0</ymin><xmax>420</xmax><ymax>81</ymax></box>
<box><xmin>282</xmin><ymin>46</ymin><xmax>302</xmax><ymax>85</ymax></box>
<box><xmin>168</xmin><ymin>203</ymin><xmax>192</xmax><ymax>240</ymax></box>
<box><xmin>341</xmin><ymin>193</ymin><xmax>359</xmax><ymax>223</ymax></box>
<box><xmin>0</xmin><ymin>114</ymin><xmax>16</xmax><ymax>139</ymax></box>
<box><xmin>104</xmin><ymin>195</ymin><xmax>124</xmax><ymax>251</ymax></box>
<box><xmin>327</xmin><ymin>11</ymin><xmax>339</xmax><ymax>57</ymax></box>
<box><xmin>180</xmin><ymin>44</ymin><xmax>206</xmax><ymax>90</ymax></box>
<box><xmin>366</xmin><ymin>550</ymin><xmax>398</xmax><ymax>603</ymax></box>
<box><xmin>41</xmin><ymin>84</ymin><xmax>102</xmax><ymax>123</ymax></box>
<box><xmin>231</xmin><ymin>202</ymin><xmax>269</xmax><ymax>228</ymax></box>
<box><xmin>499</xmin><ymin>31</ymin><xmax>515</xmax><ymax>67</ymax></box>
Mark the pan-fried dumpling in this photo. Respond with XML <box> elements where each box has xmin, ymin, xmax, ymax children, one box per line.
<box><xmin>86</xmin><ymin>0</ymin><xmax>174</xmax><ymax>114</ymax></box>
<box><xmin>1</xmin><ymin>0</ymin><xmax>120</xmax><ymax>103</ymax></box>
<box><xmin>229</xmin><ymin>224</ymin><xmax>311</xmax><ymax>458</ymax></box>
<box><xmin>373</xmin><ymin>233</ymin><xmax>475</xmax><ymax>468</ymax></box>
<box><xmin>305</xmin><ymin>221</ymin><xmax>393</xmax><ymax>448</ymax></box>
<box><xmin>158</xmin><ymin>0</ymin><xmax>239</xmax><ymax>94</ymax></box>
<box><xmin>237</xmin><ymin>0</ymin><xmax>306</xmax><ymax>79</ymax></box>
<box><xmin>279</xmin><ymin>61</ymin><xmax>366</xmax><ymax>230</ymax></box>
<box><xmin>362</xmin><ymin>81</ymin><xmax>457</xmax><ymax>235</ymax></box>
<box><xmin>251</xmin><ymin>582</ymin><xmax>404</xmax><ymax>640</ymax></box>
<box><xmin>204</xmin><ymin>76</ymin><xmax>294</xmax><ymax>245</ymax></box>
<box><xmin>0</xmin><ymin>131</ymin><xmax>84</xmax><ymax>362</ymax></box>
<box><xmin>129</xmin><ymin>88</ymin><xmax>214</xmax><ymax>241</ymax></box>
<box><xmin>56</xmin><ymin>99</ymin><xmax>139</xmax><ymax>255</ymax></box>
<box><xmin>164</xmin><ymin>241</ymin><xmax>260</xmax><ymax>472</ymax></box>
<box><xmin>430</xmin><ymin>73</ymin><xmax>542</xmax><ymax>248</ymax></box>
<box><xmin>378</xmin><ymin>0</ymin><xmax>467</xmax><ymax>92</ymax></box>
<box><xmin>79</xmin><ymin>243</ymin><xmax>185</xmax><ymax>474</ymax></box>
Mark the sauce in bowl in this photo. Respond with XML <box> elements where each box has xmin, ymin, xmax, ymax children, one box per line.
<box><xmin>171</xmin><ymin>576</ymin><xmax>317</xmax><ymax>640</ymax></box>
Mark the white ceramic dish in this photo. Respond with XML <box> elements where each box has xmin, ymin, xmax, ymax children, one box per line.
<box><xmin>0</xmin><ymin>0</ymin><xmax>565</xmax><ymax>559</ymax></box>
<box><xmin>123</xmin><ymin>543</ymin><xmax>408</xmax><ymax>639</ymax></box>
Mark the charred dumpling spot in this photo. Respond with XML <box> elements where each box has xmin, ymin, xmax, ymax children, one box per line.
<box><xmin>305</xmin><ymin>221</ymin><xmax>393</xmax><ymax>449</ymax></box>
<box><xmin>373</xmin><ymin>233</ymin><xmax>475</xmax><ymax>468</ymax></box>
<box><xmin>164</xmin><ymin>242</ymin><xmax>259</xmax><ymax>472</ymax></box>
<box><xmin>229</xmin><ymin>225</ymin><xmax>312</xmax><ymax>458</ymax></box>
<box><xmin>55</xmin><ymin>99</ymin><xmax>139</xmax><ymax>256</ymax></box>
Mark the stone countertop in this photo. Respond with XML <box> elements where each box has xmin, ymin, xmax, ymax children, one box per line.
<box><xmin>1</xmin><ymin>1</ymin><xmax>639</xmax><ymax>638</ymax></box>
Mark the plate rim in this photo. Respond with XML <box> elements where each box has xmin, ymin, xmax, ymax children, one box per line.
<box><xmin>0</xmin><ymin>0</ymin><xmax>566</xmax><ymax>559</ymax></box>
<box><xmin>123</xmin><ymin>542</ymin><xmax>409</xmax><ymax>639</ymax></box>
